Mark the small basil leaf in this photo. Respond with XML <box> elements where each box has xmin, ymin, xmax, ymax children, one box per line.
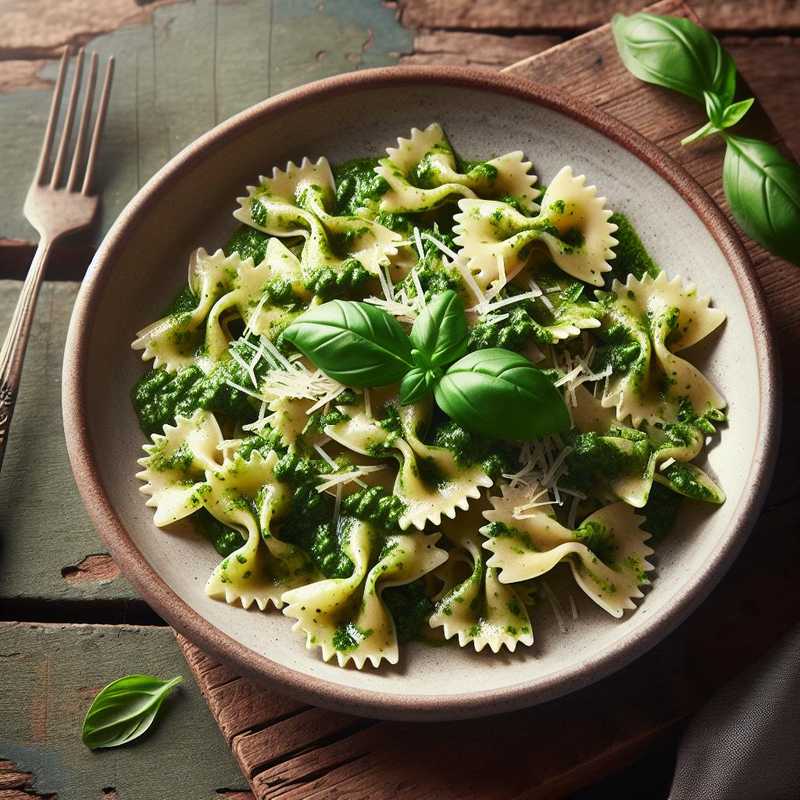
<box><xmin>409</xmin><ymin>290</ymin><xmax>468</xmax><ymax>369</ymax></box>
<box><xmin>399</xmin><ymin>367</ymin><xmax>432</xmax><ymax>405</ymax></box>
<box><xmin>720</xmin><ymin>97</ymin><xmax>754</xmax><ymax>129</ymax></box>
<box><xmin>703</xmin><ymin>91</ymin><xmax>726</xmax><ymax>127</ymax></box>
<box><xmin>434</xmin><ymin>348</ymin><xmax>570</xmax><ymax>441</ymax></box>
<box><xmin>612</xmin><ymin>13</ymin><xmax>736</xmax><ymax>105</ymax></box>
<box><xmin>82</xmin><ymin>674</ymin><xmax>183</xmax><ymax>750</ymax></box>
<box><xmin>723</xmin><ymin>135</ymin><xmax>800</xmax><ymax>266</ymax></box>
<box><xmin>283</xmin><ymin>300</ymin><xmax>413</xmax><ymax>387</ymax></box>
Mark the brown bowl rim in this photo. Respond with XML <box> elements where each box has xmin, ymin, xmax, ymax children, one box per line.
<box><xmin>62</xmin><ymin>65</ymin><xmax>780</xmax><ymax>721</ymax></box>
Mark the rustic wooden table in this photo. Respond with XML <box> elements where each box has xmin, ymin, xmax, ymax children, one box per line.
<box><xmin>1</xmin><ymin>2</ymin><xmax>798</xmax><ymax>799</ymax></box>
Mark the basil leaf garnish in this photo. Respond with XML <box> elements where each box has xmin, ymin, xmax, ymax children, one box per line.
<box><xmin>82</xmin><ymin>674</ymin><xmax>183</xmax><ymax>750</ymax></box>
<box><xmin>399</xmin><ymin>366</ymin><xmax>433</xmax><ymax>405</ymax></box>
<box><xmin>612</xmin><ymin>12</ymin><xmax>736</xmax><ymax>105</ymax></box>
<box><xmin>283</xmin><ymin>300</ymin><xmax>413</xmax><ymax>386</ymax></box>
<box><xmin>409</xmin><ymin>290</ymin><xmax>468</xmax><ymax>369</ymax></box>
<box><xmin>435</xmin><ymin>349</ymin><xmax>570</xmax><ymax>441</ymax></box>
<box><xmin>723</xmin><ymin>135</ymin><xmax>800</xmax><ymax>265</ymax></box>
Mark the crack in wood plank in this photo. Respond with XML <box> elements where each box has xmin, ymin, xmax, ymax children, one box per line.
<box><xmin>60</xmin><ymin>555</ymin><xmax>120</xmax><ymax>585</ymax></box>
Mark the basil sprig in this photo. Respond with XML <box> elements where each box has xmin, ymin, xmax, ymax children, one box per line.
<box><xmin>613</xmin><ymin>12</ymin><xmax>800</xmax><ymax>267</ymax></box>
<box><xmin>283</xmin><ymin>290</ymin><xmax>568</xmax><ymax>441</ymax></box>
<box><xmin>82</xmin><ymin>674</ymin><xmax>183</xmax><ymax>749</ymax></box>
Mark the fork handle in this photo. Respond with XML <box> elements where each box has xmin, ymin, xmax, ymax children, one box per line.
<box><xmin>0</xmin><ymin>237</ymin><xmax>53</xmax><ymax>473</ymax></box>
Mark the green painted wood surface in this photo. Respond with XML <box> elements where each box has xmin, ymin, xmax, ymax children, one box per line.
<box><xmin>0</xmin><ymin>281</ymin><xmax>138</xmax><ymax>605</ymax></box>
<box><xmin>0</xmin><ymin>0</ymin><xmax>412</xmax><ymax>244</ymax></box>
<box><xmin>0</xmin><ymin>622</ymin><xmax>248</xmax><ymax>799</ymax></box>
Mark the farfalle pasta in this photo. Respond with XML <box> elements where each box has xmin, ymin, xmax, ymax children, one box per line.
<box><xmin>130</xmin><ymin>123</ymin><xmax>728</xmax><ymax>670</ymax></box>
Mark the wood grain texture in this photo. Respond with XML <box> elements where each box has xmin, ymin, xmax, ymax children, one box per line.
<box><xmin>178</xmin><ymin>2</ymin><xmax>800</xmax><ymax>797</ymax></box>
<box><xmin>397</xmin><ymin>0</ymin><xmax>800</xmax><ymax>32</ymax></box>
<box><xmin>0</xmin><ymin>282</ymin><xmax>138</xmax><ymax>606</ymax></box>
<box><xmin>0</xmin><ymin>623</ymin><xmax>250</xmax><ymax>800</ymax></box>
<box><xmin>0</xmin><ymin>0</ymin><xmax>412</xmax><ymax>244</ymax></box>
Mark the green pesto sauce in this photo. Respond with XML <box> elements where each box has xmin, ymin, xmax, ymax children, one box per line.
<box><xmin>333</xmin><ymin>621</ymin><xmax>373</xmax><ymax>652</ymax></box>
<box><xmin>574</xmin><ymin>520</ymin><xmax>617</xmax><ymax>564</ymax></box>
<box><xmin>431</xmin><ymin>420</ymin><xmax>515</xmax><ymax>480</ymax></box>
<box><xmin>332</xmin><ymin>158</ymin><xmax>389</xmax><ymax>216</ymax></box>
<box><xmin>341</xmin><ymin>486</ymin><xmax>406</xmax><ymax>531</ymax></box>
<box><xmin>661</xmin><ymin>462</ymin><xmax>718</xmax><ymax>502</ymax></box>
<box><xmin>641</xmin><ymin>482</ymin><xmax>682</xmax><ymax>540</ymax></box>
<box><xmin>564</xmin><ymin>431</ymin><xmax>650</xmax><ymax>494</ymax></box>
<box><xmin>383</xmin><ymin>579</ymin><xmax>435</xmax><ymax>643</ymax></box>
<box><xmin>131</xmin><ymin>336</ymin><xmax>275</xmax><ymax>435</ymax></box>
<box><xmin>224</xmin><ymin>225</ymin><xmax>270</xmax><ymax>263</ymax></box>
<box><xmin>195</xmin><ymin>509</ymin><xmax>242</xmax><ymax>557</ymax></box>
<box><xmin>607</xmin><ymin>212</ymin><xmax>660</xmax><ymax>284</ymax></box>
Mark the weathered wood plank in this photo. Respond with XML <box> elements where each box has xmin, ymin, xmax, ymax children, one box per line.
<box><xmin>397</xmin><ymin>31</ymin><xmax>800</xmax><ymax>159</ymax></box>
<box><xmin>0</xmin><ymin>623</ymin><xmax>250</xmax><ymax>800</ymax></box>
<box><xmin>0</xmin><ymin>0</ymin><xmax>412</xmax><ymax>244</ymax></box>
<box><xmin>400</xmin><ymin>30</ymin><xmax>562</xmax><ymax>68</ymax></box>
<box><xmin>397</xmin><ymin>0</ymin><xmax>800</xmax><ymax>32</ymax></box>
<box><xmin>0</xmin><ymin>282</ymin><xmax>138</xmax><ymax>606</ymax></box>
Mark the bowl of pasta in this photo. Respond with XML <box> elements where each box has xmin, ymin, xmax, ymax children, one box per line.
<box><xmin>63</xmin><ymin>66</ymin><xmax>778</xmax><ymax>720</ymax></box>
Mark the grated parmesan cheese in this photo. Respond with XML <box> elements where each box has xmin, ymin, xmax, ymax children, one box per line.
<box><xmin>659</xmin><ymin>457</ymin><xmax>676</xmax><ymax>471</ymax></box>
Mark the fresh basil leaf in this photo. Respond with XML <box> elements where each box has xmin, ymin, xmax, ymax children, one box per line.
<box><xmin>82</xmin><ymin>674</ymin><xmax>183</xmax><ymax>750</ymax></box>
<box><xmin>283</xmin><ymin>300</ymin><xmax>413</xmax><ymax>387</ymax></box>
<box><xmin>703</xmin><ymin>91</ymin><xmax>726</xmax><ymax>127</ymax></box>
<box><xmin>409</xmin><ymin>290</ymin><xmax>468</xmax><ymax>369</ymax></box>
<box><xmin>434</xmin><ymin>349</ymin><xmax>570</xmax><ymax>441</ymax></box>
<box><xmin>720</xmin><ymin>97</ymin><xmax>754</xmax><ymax>128</ymax></box>
<box><xmin>723</xmin><ymin>135</ymin><xmax>800</xmax><ymax>266</ymax></box>
<box><xmin>399</xmin><ymin>367</ymin><xmax>433</xmax><ymax>405</ymax></box>
<box><xmin>612</xmin><ymin>13</ymin><xmax>736</xmax><ymax>105</ymax></box>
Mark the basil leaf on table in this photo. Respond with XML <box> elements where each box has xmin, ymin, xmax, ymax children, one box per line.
<box><xmin>723</xmin><ymin>135</ymin><xmax>800</xmax><ymax>265</ymax></box>
<box><xmin>283</xmin><ymin>300</ymin><xmax>413</xmax><ymax>387</ymax></box>
<box><xmin>409</xmin><ymin>290</ymin><xmax>468</xmax><ymax>369</ymax></box>
<box><xmin>612</xmin><ymin>12</ymin><xmax>736</xmax><ymax>104</ymax></box>
<box><xmin>434</xmin><ymin>349</ymin><xmax>570</xmax><ymax>441</ymax></box>
<box><xmin>82</xmin><ymin>674</ymin><xmax>183</xmax><ymax>750</ymax></box>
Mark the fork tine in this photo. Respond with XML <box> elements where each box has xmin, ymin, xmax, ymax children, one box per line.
<box><xmin>82</xmin><ymin>56</ymin><xmax>114</xmax><ymax>196</ymax></box>
<box><xmin>50</xmin><ymin>48</ymin><xmax>85</xmax><ymax>188</ymax></box>
<box><xmin>34</xmin><ymin>48</ymin><xmax>70</xmax><ymax>185</ymax></box>
<box><xmin>66</xmin><ymin>52</ymin><xmax>98</xmax><ymax>192</ymax></box>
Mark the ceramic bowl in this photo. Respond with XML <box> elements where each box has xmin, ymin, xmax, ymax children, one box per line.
<box><xmin>63</xmin><ymin>66</ymin><xmax>779</xmax><ymax>720</ymax></box>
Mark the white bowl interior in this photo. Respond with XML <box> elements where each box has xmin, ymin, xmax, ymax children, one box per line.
<box><xmin>81</xmin><ymin>82</ymin><xmax>759</xmax><ymax>714</ymax></box>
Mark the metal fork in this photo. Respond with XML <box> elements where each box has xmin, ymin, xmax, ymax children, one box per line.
<box><xmin>0</xmin><ymin>48</ymin><xmax>114</xmax><ymax>471</ymax></box>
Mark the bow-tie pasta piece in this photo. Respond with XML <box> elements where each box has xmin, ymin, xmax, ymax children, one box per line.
<box><xmin>429</xmin><ymin>507</ymin><xmax>533</xmax><ymax>653</ymax></box>
<box><xmin>599</xmin><ymin>272</ymin><xmax>726</xmax><ymax>427</ymax></box>
<box><xmin>482</xmin><ymin>484</ymin><xmax>654</xmax><ymax>617</ymax></box>
<box><xmin>204</xmin><ymin>450</ymin><xmax>316</xmax><ymax>611</ymax></box>
<box><xmin>281</xmin><ymin>518</ymin><xmax>448</xmax><ymax>668</ymax></box>
<box><xmin>132</xmin><ymin>248</ymin><xmax>238</xmax><ymax>372</ymax></box>
<box><xmin>234</xmin><ymin>156</ymin><xmax>401</xmax><ymax>286</ymax></box>
<box><xmin>203</xmin><ymin>240</ymin><xmax>310</xmax><ymax>361</ymax></box>
<box><xmin>568</xmin><ymin>386</ymin><xmax>725</xmax><ymax>507</ymax></box>
<box><xmin>453</xmin><ymin>166</ymin><xmax>618</xmax><ymax>293</ymax></box>
<box><xmin>324</xmin><ymin>396</ymin><xmax>493</xmax><ymax>530</ymax></box>
<box><xmin>137</xmin><ymin>409</ymin><xmax>223</xmax><ymax>526</ymax></box>
<box><xmin>376</xmin><ymin>123</ymin><xmax>540</xmax><ymax>214</ymax></box>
